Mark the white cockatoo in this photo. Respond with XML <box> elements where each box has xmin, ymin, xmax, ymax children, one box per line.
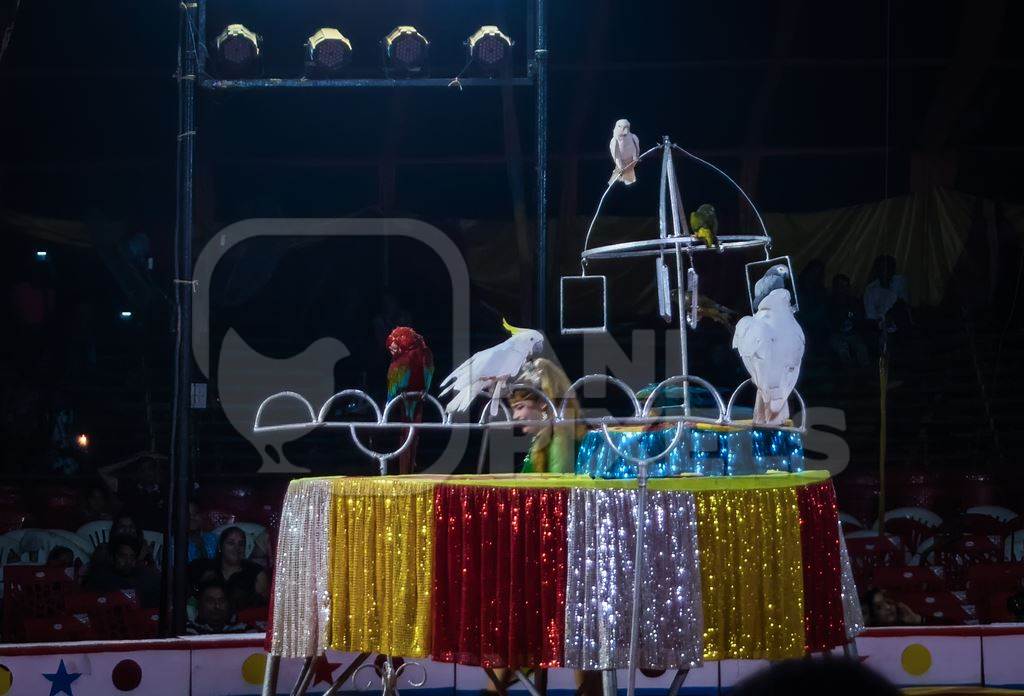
<box><xmin>732</xmin><ymin>277</ymin><xmax>805</xmax><ymax>426</ymax></box>
<box><xmin>440</xmin><ymin>319</ymin><xmax>545</xmax><ymax>414</ymax></box>
<box><xmin>608</xmin><ymin>119</ymin><xmax>640</xmax><ymax>185</ymax></box>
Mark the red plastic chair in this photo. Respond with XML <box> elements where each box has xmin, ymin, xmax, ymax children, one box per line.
<box><xmin>237</xmin><ymin>605</ymin><xmax>268</xmax><ymax>630</ymax></box>
<box><xmin>896</xmin><ymin>591</ymin><xmax>970</xmax><ymax>625</ymax></box>
<box><xmin>127</xmin><ymin>608</ymin><xmax>161</xmax><ymax>638</ymax></box>
<box><xmin>66</xmin><ymin>590</ymin><xmax>141</xmax><ymax>640</ymax></box>
<box><xmin>23</xmin><ymin>613</ymin><xmax>94</xmax><ymax>642</ymax></box>
<box><xmin>966</xmin><ymin>563</ymin><xmax>1024</xmax><ymax>613</ymax></box>
<box><xmin>932</xmin><ymin>534</ymin><xmax>1003</xmax><ymax>590</ymax></box>
<box><xmin>872</xmin><ymin>565</ymin><xmax>946</xmax><ymax>593</ymax></box>
<box><xmin>844</xmin><ymin>533</ymin><xmax>903</xmax><ymax>590</ymax></box>
<box><xmin>2</xmin><ymin>565</ymin><xmax>79</xmax><ymax>642</ymax></box>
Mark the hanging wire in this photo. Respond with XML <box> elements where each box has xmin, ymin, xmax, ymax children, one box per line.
<box><xmin>884</xmin><ymin>0</ymin><xmax>892</xmax><ymax>199</ymax></box>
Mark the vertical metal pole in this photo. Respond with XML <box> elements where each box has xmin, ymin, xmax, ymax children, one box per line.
<box><xmin>665</xmin><ymin>143</ymin><xmax>691</xmax><ymax>417</ymax></box>
<box><xmin>534</xmin><ymin>0</ymin><xmax>548</xmax><ymax>330</ymax></box>
<box><xmin>172</xmin><ymin>0</ymin><xmax>199</xmax><ymax>636</ymax></box>
<box><xmin>626</xmin><ymin>461</ymin><xmax>648</xmax><ymax>696</ymax></box>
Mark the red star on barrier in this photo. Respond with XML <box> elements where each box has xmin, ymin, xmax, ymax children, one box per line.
<box><xmin>312</xmin><ymin>654</ymin><xmax>341</xmax><ymax>686</ymax></box>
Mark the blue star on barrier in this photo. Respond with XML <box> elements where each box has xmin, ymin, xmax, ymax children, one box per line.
<box><xmin>42</xmin><ymin>659</ymin><xmax>81</xmax><ymax>696</ymax></box>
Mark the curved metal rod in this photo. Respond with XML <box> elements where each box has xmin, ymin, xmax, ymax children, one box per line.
<box><xmin>395</xmin><ymin>661</ymin><xmax>428</xmax><ymax>688</ymax></box>
<box><xmin>254</xmin><ymin>391</ymin><xmax>317</xmax><ymax>432</ymax></box>
<box><xmin>598</xmin><ymin>421</ymin><xmax>687</xmax><ymax>466</ymax></box>
<box><xmin>318</xmin><ymin>388</ymin><xmax>382</xmax><ymax>424</ymax></box>
<box><xmin>563</xmin><ymin>374</ymin><xmax>642</xmax><ymax>419</ymax></box>
<box><xmin>581</xmin><ymin>144</ymin><xmax>663</xmax><ymax>273</ymax></box>
<box><xmin>725</xmin><ymin>378</ymin><xmax>807</xmax><ymax>431</ymax></box>
<box><xmin>501</xmin><ymin>382</ymin><xmax>560</xmax><ymax>423</ymax></box>
<box><xmin>642</xmin><ymin>375</ymin><xmax>726</xmax><ymax>422</ymax></box>
<box><xmin>477</xmin><ymin>398</ymin><xmax>512</xmax><ymax>424</ymax></box>
<box><xmin>382</xmin><ymin>391</ymin><xmax>446</xmax><ymax>425</ymax></box>
<box><xmin>319</xmin><ymin>389</ymin><xmax>416</xmax><ymax>462</ymax></box>
<box><xmin>671</xmin><ymin>144</ymin><xmax>771</xmax><ymax>244</ymax></box>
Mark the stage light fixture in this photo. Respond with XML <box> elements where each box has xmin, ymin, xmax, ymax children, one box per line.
<box><xmin>35</xmin><ymin>250</ymin><xmax>47</xmax><ymax>261</ymax></box>
<box><xmin>119</xmin><ymin>310</ymin><xmax>133</xmax><ymax>320</ymax></box>
<box><xmin>215</xmin><ymin>23</ymin><xmax>261</xmax><ymax>77</ymax></box>
<box><xmin>76</xmin><ymin>433</ymin><xmax>89</xmax><ymax>449</ymax></box>
<box><xmin>305</xmin><ymin>28</ymin><xmax>352</xmax><ymax>76</ymax></box>
<box><xmin>382</xmin><ymin>25</ymin><xmax>429</xmax><ymax>76</ymax></box>
<box><xmin>466</xmin><ymin>25</ymin><xmax>512</xmax><ymax>75</ymax></box>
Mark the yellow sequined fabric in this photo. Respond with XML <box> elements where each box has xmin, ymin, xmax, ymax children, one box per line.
<box><xmin>695</xmin><ymin>486</ymin><xmax>805</xmax><ymax>660</ymax></box>
<box><xmin>328</xmin><ymin>477</ymin><xmax>435</xmax><ymax>657</ymax></box>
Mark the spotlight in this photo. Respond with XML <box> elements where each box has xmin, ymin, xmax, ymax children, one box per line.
<box><xmin>382</xmin><ymin>25</ymin><xmax>429</xmax><ymax>76</ymax></box>
<box><xmin>35</xmin><ymin>250</ymin><xmax>48</xmax><ymax>261</ymax></box>
<box><xmin>305</xmin><ymin>28</ymin><xmax>352</xmax><ymax>77</ymax></box>
<box><xmin>119</xmin><ymin>310</ymin><xmax>133</xmax><ymax>320</ymax></box>
<box><xmin>466</xmin><ymin>25</ymin><xmax>512</xmax><ymax>75</ymax></box>
<box><xmin>214</xmin><ymin>23</ymin><xmax>261</xmax><ymax>77</ymax></box>
<box><xmin>76</xmin><ymin>433</ymin><xmax>89</xmax><ymax>449</ymax></box>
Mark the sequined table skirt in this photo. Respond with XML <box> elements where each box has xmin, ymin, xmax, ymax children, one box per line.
<box><xmin>266</xmin><ymin>471</ymin><xmax>862</xmax><ymax>670</ymax></box>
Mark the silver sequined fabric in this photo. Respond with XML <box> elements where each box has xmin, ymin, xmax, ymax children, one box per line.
<box><xmin>837</xmin><ymin>523</ymin><xmax>865</xmax><ymax>639</ymax></box>
<box><xmin>268</xmin><ymin>478</ymin><xmax>334</xmax><ymax>658</ymax></box>
<box><xmin>564</xmin><ymin>487</ymin><xmax>704</xmax><ymax>670</ymax></box>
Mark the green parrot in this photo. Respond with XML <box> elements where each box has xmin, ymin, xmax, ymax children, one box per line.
<box><xmin>689</xmin><ymin>203</ymin><xmax>719</xmax><ymax>249</ymax></box>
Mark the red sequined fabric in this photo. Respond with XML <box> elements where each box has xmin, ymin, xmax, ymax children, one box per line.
<box><xmin>798</xmin><ymin>480</ymin><xmax>847</xmax><ymax>652</ymax></box>
<box><xmin>431</xmin><ymin>484</ymin><xmax>568</xmax><ymax>668</ymax></box>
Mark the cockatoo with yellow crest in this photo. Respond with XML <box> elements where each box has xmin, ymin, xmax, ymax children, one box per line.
<box><xmin>440</xmin><ymin>319</ymin><xmax>545</xmax><ymax>414</ymax></box>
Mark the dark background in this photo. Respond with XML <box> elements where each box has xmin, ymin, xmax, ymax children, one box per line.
<box><xmin>1</xmin><ymin>1</ymin><xmax>1022</xmax><ymax>523</ymax></box>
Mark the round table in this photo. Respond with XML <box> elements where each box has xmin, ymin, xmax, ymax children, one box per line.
<box><xmin>266</xmin><ymin>471</ymin><xmax>862</xmax><ymax>671</ymax></box>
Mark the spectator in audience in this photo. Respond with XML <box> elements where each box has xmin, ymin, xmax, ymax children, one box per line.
<box><xmin>731</xmin><ymin>658</ymin><xmax>900</xmax><ymax>696</ymax></box>
<box><xmin>188</xmin><ymin>501</ymin><xmax>217</xmax><ymax>562</ymax></box>
<box><xmin>91</xmin><ymin>514</ymin><xmax>154</xmax><ymax>569</ymax></box>
<box><xmin>826</xmin><ymin>274</ymin><xmax>870</xmax><ymax>369</ymax></box>
<box><xmin>84</xmin><ymin>534</ymin><xmax>161</xmax><ymax>608</ymax></box>
<box><xmin>1009</xmin><ymin>589</ymin><xmax>1024</xmax><ymax>622</ymax></box>
<box><xmin>80</xmin><ymin>485</ymin><xmax>114</xmax><ymax>522</ymax></box>
<box><xmin>862</xmin><ymin>587</ymin><xmax>923</xmax><ymax>626</ymax></box>
<box><xmin>46</xmin><ymin>545</ymin><xmax>75</xmax><ymax>568</ymax></box>
<box><xmin>186</xmin><ymin>580</ymin><xmax>250</xmax><ymax>635</ymax></box>
<box><xmin>190</xmin><ymin>526</ymin><xmax>269</xmax><ymax>610</ymax></box>
<box><xmin>98</xmin><ymin>451</ymin><xmax>167</xmax><ymax>529</ymax></box>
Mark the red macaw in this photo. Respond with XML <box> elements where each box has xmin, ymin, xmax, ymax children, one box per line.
<box><xmin>386</xmin><ymin>327</ymin><xmax>434</xmax><ymax>474</ymax></box>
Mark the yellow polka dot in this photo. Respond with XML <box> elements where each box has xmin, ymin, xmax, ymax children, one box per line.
<box><xmin>0</xmin><ymin>664</ymin><xmax>12</xmax><ymax>695</ymax></box>
<box><xmin>241</xmin><ymin>653</ymin><xmax>268</xmax><ymax>685</ymax></box>
<box><xmin>901</xmin><ymin>643</ymin><xmax>932</xmax><ymax>676</ymax></box>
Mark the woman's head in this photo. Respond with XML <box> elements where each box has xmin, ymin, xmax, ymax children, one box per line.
<box><xmin>510</xmin><ymin>359</ymin><xmax>577</xmax><ymax>431</ymax></box>
<box><xmin>112</xmin><ymin>514</ymin><xmax>140</xmax><ymax>540</ymax></box>
<box><xmin>218</xmin><ymin>526</ymin><xmax>247</xmax><ymax>565</ymax></box>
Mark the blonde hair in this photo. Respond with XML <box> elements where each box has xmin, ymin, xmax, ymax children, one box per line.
<box><xmin>511</xmin><ymin>358</ymin><xmax>585</xmax><ymax>473</ymax></box>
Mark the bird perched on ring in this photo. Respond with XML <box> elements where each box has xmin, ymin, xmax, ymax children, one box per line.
<box><xmin>440</xmin><ymin>319</ymin><xmax>545</xmax><ymax>415</ymax></box>
<box><xmin>386</xmin><ymin>326</ymin><xmax>434</xmax><ymax>419</ymax></box>
<box><xmin>689</xmin><ymin>203</ymin><xmax>719</xmax><ymax>249</ymax></box>
<box><xmin>386</xmin><ymin>326</ymin><xmax>434</xmax><ymax>474</ymax></box>
<box><xmin>732</xmin><ymin>265</ymin><xmax>805</xmax><ymax>425</ymax></box>
<box><xmin>609</xmin><ymin>119</ymin><xmax>640</xmax><ymax>186</ymax></box>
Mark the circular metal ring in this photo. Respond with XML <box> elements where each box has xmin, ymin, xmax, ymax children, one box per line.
<box><xmin>598</xmin><ymin>421</ymin><xmax>687</xmax><ymax>467</ymax></box>
<box><xmin>253</xmin><ymin>391</ymin><xmax>317</xmax><ymax>432</ymax></box>
<box><xmin>564</xmin><ymin>374</ymin><xmax>642</xmax><ymax>418</ymax></box>
<box><xmin>642</xmin><ymin>374</ymin><xmax>726</xmax><ymax>422</ymax></box>
<box><xmin>725</xmin><ymin>378</ymin><xmax>807</xmax><ymax>431</ymax></box>
<box><xmin>396</xmin><ymin>661</ymin><xmax>428</xmax><ymax>688</ymax></box>
<box><xmin>582</xmin><ymin>236</ymin><xmax>772</xmax><ymax>262</ymax></box>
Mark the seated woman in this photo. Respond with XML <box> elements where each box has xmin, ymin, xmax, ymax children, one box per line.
<box><xmin>509</xmin><ymin>358</ymin><xmax>585</xmax><ymax>473</ymax></box>
<box><xmin>189</xmin><ymin>526</ymin><xmax>269</xmax><ymax>610</ymax></box>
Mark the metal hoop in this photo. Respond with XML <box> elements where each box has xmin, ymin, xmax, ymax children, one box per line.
<box><xmin>253</xmin><ymin>391</ymin><xmax>317</xmax><ymax>432</ymax></box>
<box><xmin>642</xmin><ymin>375</ymin><xmax>726</xmax><ymax>422</ymax></box>
<box><xmin>395</xmin><ymin>661</ymin><xmax>428</xmax><ymax>688</ymax></box>
<box><xmin>725</xmin><ymin>378</ymin><xmax>807</xmax><ymax>431</ymax></box>
<box><xmin>564</xmin><ymin>374</ymin><xmax>642</xmax><ymax>418</ymax></box>
<box><xmin>598</xmin><ymin>421</ymin><xmax>687</xmax><ymax>467</ymax></box>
